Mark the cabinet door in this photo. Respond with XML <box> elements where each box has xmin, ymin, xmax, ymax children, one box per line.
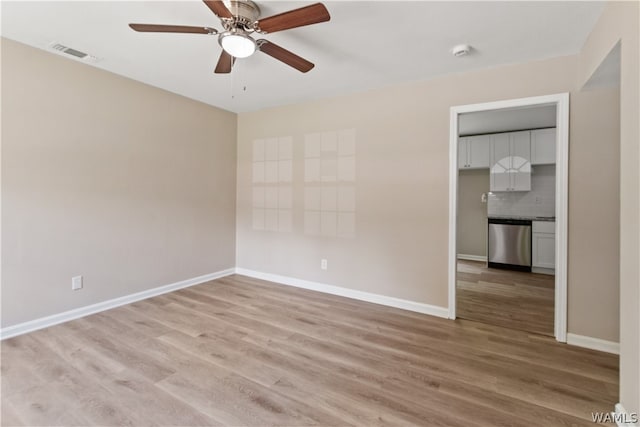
<box><xmin>531</xmin><ymin>128</ymin><xmax>556</xmax><ymax>165</ymax></box>
<box><xmin>467</xmin><ymin>135</ymin><xmax>491</xmax><ymax>168</ymax></box>
<box><xmin>532</xmin><ymin>232</ymin><xmax>555</xmax><ymax>269</ymax></box>
<box><xmin>509</xmin><ymin>131</ymin><xmax>531</xmax><ymax>191</ymax></box>
<box><xmin>458</xmin><ymin>138</ymin><xmax>469</xmax><ymax>169</ymax></box>
<box><xmin>490</xmin><ymin>133</ymin><xmax>511</xmax><ymax>191</ymax></box>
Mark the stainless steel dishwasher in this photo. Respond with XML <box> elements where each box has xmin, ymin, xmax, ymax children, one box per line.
<box><xmin>488</xmin><ymin>218</ymin><xmax>532</xmax><ymax>272</ymax></box>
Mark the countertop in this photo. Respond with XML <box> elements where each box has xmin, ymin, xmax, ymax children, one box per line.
<box><xmin>488</xmin><ymin>215</ymin><xmax>556</xmax><ymax>222</ymax></box>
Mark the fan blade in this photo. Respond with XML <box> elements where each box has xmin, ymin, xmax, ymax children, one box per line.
<box><xmin>215</xmin><ymin>50</ymin><xmax>234</xmax><ymax>73</ymax></box>
<box><xmin>129</xmin><ymin>24</ymin><xmax>213</xmax><ymax>34</ymax></box>
<box><xmin>203</xmin><ymin>0</ymin><xmax>232</xmax><ymax>19</ymax></box>
<box><xmin>258</xmin><ymin>40</ymin><xmax>314</xmax><ymax>73</ymax></box>
<box><xmin>256</xmin><ymin>3</ymin><xmax>330</xmax><ymax>34</ymax></box>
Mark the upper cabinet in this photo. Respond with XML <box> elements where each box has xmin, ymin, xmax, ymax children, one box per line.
<box><xmin>531</xmin><ymin>128</ymin><xmax>556</xmax><ymax>165</ymax></box>
<box><xmin>458</xmin><ymin>135</ymin><xmax>491</xmax><ymax>169</ymax></box>
<box><xmin>459</xmin><ymin>128</ymin><xmax>555</xmax><ymax>177</ymax></box>
<box><xmin>490</xmin><ymin>131</ymin><xmax>531</xmax><ymax>192</ymax></box>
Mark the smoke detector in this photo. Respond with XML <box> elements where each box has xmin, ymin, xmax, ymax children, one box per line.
<box><xmin>451</xmin><ymin>44</ymin><xmax>472</xmax><ymax>57</ymax></box>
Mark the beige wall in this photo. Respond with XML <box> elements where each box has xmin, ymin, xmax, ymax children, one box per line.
<box><xmin>457</xmin><ymin>170</ymin><xmax>489</xmax><ymax>258</ymax></box>
<box><xmin>568</xmin><ymin>87</ymin><xmax>620</xmax><ymax>342</ymax></box>
<box><xmin>578</xmin><ymin>0</ymin><xmax>640</xmax><ymax>415</ymax></box>
<box><xmin>237</xmin><ymin>53</ymin><xmax>621</xmax><ymax>342</ymax></box>
<box><xmin>1</xmin><ymin>39</ymin><xmax>237</xmax><ymax>327</ymax></box>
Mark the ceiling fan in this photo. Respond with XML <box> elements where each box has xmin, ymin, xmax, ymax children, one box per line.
<box><xmin>129</xmin><ymin>0</ymin><xmax>330</xmax><ymax>74</ymax></box>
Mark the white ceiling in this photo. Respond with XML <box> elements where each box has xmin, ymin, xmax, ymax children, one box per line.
<box><xmin>1</xmin><ymin>1</ymin><xmax>605</xmax><ymax>113</ymax></box>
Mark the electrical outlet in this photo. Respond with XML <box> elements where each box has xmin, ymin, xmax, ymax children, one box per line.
<box><xmin>72</xmin><ymin>275</ymin><xmax>83</xmax><ymax>290</ymax></box>
<box><xmin>535</xmin><ymin>196</ymin><xmax>542</xmax><ymax>204</ymax></box>
<box><xmin>320</xmin><ymin>259</ymin><xmax>328</xmax><ymax>270</ymax></box>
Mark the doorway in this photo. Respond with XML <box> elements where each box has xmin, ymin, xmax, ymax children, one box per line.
<box><xmin>448</xmin><ymin>94</ymin><xmax>569</xmax><ymax>342</ymax></box>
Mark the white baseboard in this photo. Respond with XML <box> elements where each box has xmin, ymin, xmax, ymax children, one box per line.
<box><xmin>531</xmin><ymin>266</ymin><xmax>555</xmax><ymax>275</ymax></box>
<box><xmin>0</xmin><ymin>268</ymin><xmax>235</xmax><ymax>340</ymax></box>
<box><xmin>615</xmin><ymin>403</ymin><xmax>639</xmax><ymax>427</ymax></box>
<box><xmin>235</xmin><ymin>268</ymin><xmax>449</xmax><ymax>319</ymax></box>
<box><xmin>457</xmin><ymin>254</ymin><xmax>487</xmax><ymax>262</ymax></box>
<box><xmin>566</xmin><ymin>333</ymin><xmax>619</xmax><ymax>354</ymax></box>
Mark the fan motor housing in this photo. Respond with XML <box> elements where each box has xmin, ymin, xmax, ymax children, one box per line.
<box><xmin>227</xmin><ymin>0</ymin><xmax>260</xmax><ymax>25</ymax></box>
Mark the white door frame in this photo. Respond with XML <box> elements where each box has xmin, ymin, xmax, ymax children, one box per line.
<box><xmin>448</xmin><ymin>93</ymin><xmax>570</xmax><ymax>342</ymax></box>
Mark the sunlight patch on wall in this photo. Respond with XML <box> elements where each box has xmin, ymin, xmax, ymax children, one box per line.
<box><xmin>304</xmin><ymin>129</ymin><xmax>356</xmax><ymax>238</ymax></box>
<box><xmin>252</xmin><ymin>137</ymin><xmax>293</xmax><ymax>232</ymax></box>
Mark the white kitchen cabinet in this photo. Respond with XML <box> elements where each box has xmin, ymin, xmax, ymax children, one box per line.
<box><xmin>532</xmin><ymin>221</ymin><xmax>555</xmax><ymax>274</ymax></box>
<box><xmin>531</xmin><ymin>128</ymin><xmax>556</xmax><ymax>165</ymax></box>
<box><xmin>457</xmin><ymin>138</ymin><xmax>469</xmax><ymax>169</ymax></box>
<box><xmin>490</xmin><ymin>131</ymin><xmax>531</xmax><ymax>192</ymax></box>
<box><xmin>458</xmin><ymin>135</ymin><xmax>490</xmax><ymax>169</ymax></box>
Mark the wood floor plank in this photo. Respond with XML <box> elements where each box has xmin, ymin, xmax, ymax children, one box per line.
<box><xmin>4</xmin><ymin>385</ymin><xmax>98</xmax><ymax>426</ymax></box>
<box><xmin>157</xmin><ymin>330</ymin><xmax>393</xmax><ymax>426</ymax></box>
<box><xmin>457</xmin><ymin>260</ymin><xmax>555</xmax><ymax>335</ymax></box>
<box><xmin>254</xmin><ymin>329</ymin><xmax>608</xmax><ymax>426</ymax></box>
<box><xmin>1</xmin><ymin>274</ymin><xmax>618</xmax><ymax>426</ymax></box>
<box><xmin>2</xmin><ymin>334</ymin><xmax>138</xmax><ymax>426</ymax></box>
<box><xmin>1</xmin><ymin>336</ymin><xmax>50</xmax><ymax>396</ymax></box>
<box><xmin>216</xmin><ymin>284</ymin><xmax>614</xmax><ymax>405</ymax></box>
<box><xmin>90</xmin><ymin>368</ymin><xmax>219</xmax><ymax>426</ymax></box>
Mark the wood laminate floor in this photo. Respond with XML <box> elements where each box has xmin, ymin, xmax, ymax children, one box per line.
<box><xmin>457</xmin><ymin>260</ymin><xmax>555</xmax><ymax>336</ymax></box>
<box><xmin>2</xmin><ymin>274</ymin><xmax>617</xmax><ymax>426</ymax></box>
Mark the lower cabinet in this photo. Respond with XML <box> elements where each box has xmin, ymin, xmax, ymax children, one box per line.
<box><xmin>532</xmin><ymin>221</ymin><xmax>555</xmax><ymax>274</ymax></box>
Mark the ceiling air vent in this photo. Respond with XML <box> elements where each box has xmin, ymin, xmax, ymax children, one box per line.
<box><xmin>48</xmin><ymin>42</ymin><xmax>100</xmax><ymax>62</ymax></box>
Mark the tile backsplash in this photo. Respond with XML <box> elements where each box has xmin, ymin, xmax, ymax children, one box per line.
<box><xmin>488</xmin><ymin>165</ymin><xmax>555</xmax><ymax>217</ymax></box>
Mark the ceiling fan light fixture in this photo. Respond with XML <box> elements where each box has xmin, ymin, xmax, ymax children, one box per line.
<box><xmin>219</xmin><ymin>30</ymin><xmax>256</xmax><ymax>58</ymax></box>
<box><xmin>129</xmin><ymin>1</ymin><xmax>331</xmax><ymax>73</ymax></box>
